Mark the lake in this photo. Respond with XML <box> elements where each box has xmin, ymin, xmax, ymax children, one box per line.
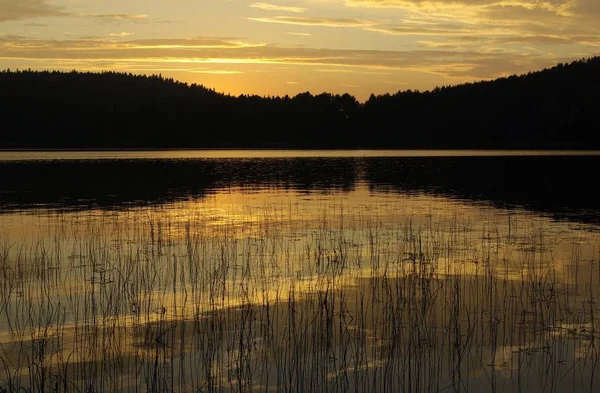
<box><xmin>0</xmin><ymin>150</ymin><xmax>599</xmax><ymax>393</ymax></box>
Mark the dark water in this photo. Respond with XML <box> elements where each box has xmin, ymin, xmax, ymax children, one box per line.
<box><xmin>0</xmin><ymin>151</ymin><xmax>599</xmax><ymax>393</ymax></box>
<box><xmin>1</xmin><ymin>152</ymin><xmax>599</xmax><ymax>223</ymax></box>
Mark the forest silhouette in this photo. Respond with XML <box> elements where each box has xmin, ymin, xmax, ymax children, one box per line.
<box><xmin>1</xmin><ymin>57</ymin><xmax>599</xmax><ymax>149</ymax></box>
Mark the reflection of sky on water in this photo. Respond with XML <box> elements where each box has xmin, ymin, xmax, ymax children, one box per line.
<box><xmin>0</xmin><ymin>153</ymin><xmax>599</xmax><ymax>392</ymax></box>
<box><xmin>1</xmin><ymin>153</ymin><xmax>600</xmax><ymax>225</ymax></box>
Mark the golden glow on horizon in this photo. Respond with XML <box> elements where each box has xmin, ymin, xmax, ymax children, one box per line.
<box><xmin>0</xmin><ymin>0</ymin><xmax>599</xmax><ymax>99</ymax></box>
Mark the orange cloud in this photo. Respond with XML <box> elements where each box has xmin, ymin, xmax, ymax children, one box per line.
<box><xmin>248</xmin><ymin>16</ymin><xmax>377</xmax><ymax>27</ymax></box>
<box><xmin>0</xmin><ymin>0</ymin><xmax>66</xmax><ymax>22</ymax></box>
<box><xmin>249</xmin><ymin>3</ymin><xmax>306</xmax><ymax>13</ymax></box>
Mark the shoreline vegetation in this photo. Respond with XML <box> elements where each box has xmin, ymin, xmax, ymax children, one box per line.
<box><xmin>1</xmin><ymin>57</ymin><xmax>599</xmax><ymax>149</ymax></box>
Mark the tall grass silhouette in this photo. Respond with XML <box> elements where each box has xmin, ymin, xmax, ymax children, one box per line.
<box><xmin>0</xmin><ymin>202</ymin><xmax>598</xmax><ymax>392</ymax></box>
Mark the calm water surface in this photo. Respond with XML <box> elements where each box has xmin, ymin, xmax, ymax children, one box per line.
<box><xmin>0</xmin><ymin>150</ymin><xmax>599</xmax><ymax>393</ymax></box>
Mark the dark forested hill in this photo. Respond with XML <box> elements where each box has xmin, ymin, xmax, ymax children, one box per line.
<box><xmin>1</xmin><ymin>57</ymin><xmax>599</xmax><ymax>149</ymax></box>
<box><xmin>361</xmin><ymin>57</ymin><xmax>600</xmax><ymax>149</ymax></box>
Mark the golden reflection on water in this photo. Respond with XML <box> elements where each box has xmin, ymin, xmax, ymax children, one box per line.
<box><xmin>1</xmin><ymin>149</ymin><xmax>600</xmax><ymax>161</ymax></box>
<box><xmin>0</xmin><ymin>183</ymin><xmax>599</xmax><ymax>392</ymax></box>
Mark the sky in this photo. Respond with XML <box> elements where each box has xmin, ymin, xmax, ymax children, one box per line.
<box><xmin>0</xmin><ymin>0</ymin><xmax>599</xmax><ymax>100</ymax></box>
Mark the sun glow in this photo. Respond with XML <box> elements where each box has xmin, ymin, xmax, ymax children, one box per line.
<box><xmin>0</xmin><ymin>0</ymin><xmax>598</xmax><ymax>98</ymax></box>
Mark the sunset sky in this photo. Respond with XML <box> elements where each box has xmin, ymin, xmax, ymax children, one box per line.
<box><xmin>1</xmin><ymin>0</ymin><xmax>599</xmax><ymax>100</ymax></box>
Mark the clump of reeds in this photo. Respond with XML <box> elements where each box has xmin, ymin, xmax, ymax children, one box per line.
<box><xmin>0</xmin><ymin>203</ymin><xmax>598</xmax><ymax>392</ymax></box>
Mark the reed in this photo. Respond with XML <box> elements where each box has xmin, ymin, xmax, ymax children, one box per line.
<box><xmin>0</xmin><ymin>202</ymin><xmax>598</xmax><ymax>392</ymax></box>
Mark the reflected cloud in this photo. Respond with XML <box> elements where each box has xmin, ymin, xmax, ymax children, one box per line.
<box><xmin>1</xmin><ymin>187</ymin><xmax>598</xmax><ymax>393</ymax></box>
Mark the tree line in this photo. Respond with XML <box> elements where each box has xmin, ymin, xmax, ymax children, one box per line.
<box><xmin>0</xmin><ymin>57</ymin><xmax>598</xmax><ymax>149</ymax></box>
